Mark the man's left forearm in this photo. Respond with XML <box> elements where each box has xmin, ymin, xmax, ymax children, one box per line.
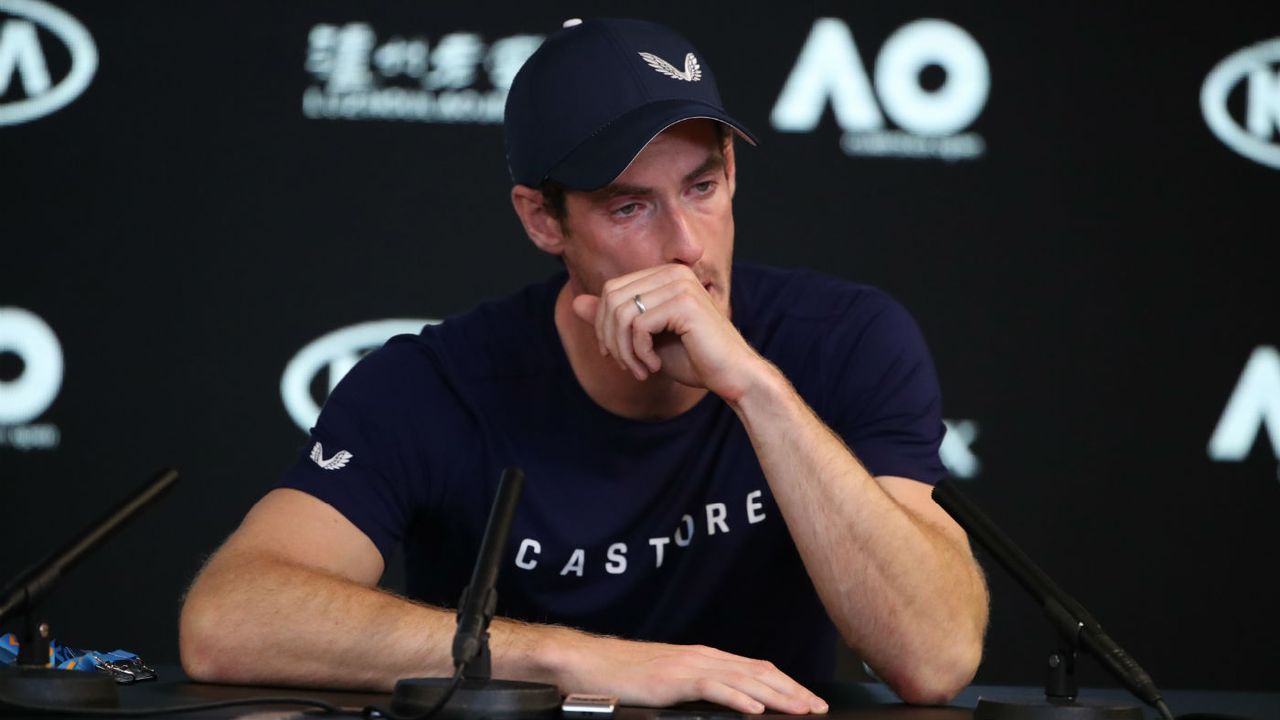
<box><xmin>728</xmin><ymin>359</ymin><xmax>988</xmax><ymax>705</ymax></box>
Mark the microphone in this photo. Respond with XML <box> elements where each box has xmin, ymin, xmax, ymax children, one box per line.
<box><xmin>932</xmin><ymin>479</ymin><xmax>1172</xmax><ymax>720</ymax></box>
<box><xmin>0</xmin><ymin>467</ymin><xmax>179</xmax><ymax>630</ymax></box>
<box><xmin>451</xmin><ymin>466</ymin><xmax>525</xmax><ymax>672</ymax></box>
<box><xmin>0</xmin><ymin>467</ymin><xmax>179</xmax><ymax>713</ymax></box>
<box><xmin>379</xmin><ymin>467</ymin><xmax>561</xmax><ymax>720</ymax></box>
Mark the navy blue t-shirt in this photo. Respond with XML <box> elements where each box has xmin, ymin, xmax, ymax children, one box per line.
<box><xmin>277</xmin><ymin>263</ymin><xmax>946</xmax><ymax>683</ymax></box>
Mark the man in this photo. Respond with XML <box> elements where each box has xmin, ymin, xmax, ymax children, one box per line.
<box><xmin>179</xmin><ymin>17</ymin><xmax>988</xmax><ymax>714</ymax></box>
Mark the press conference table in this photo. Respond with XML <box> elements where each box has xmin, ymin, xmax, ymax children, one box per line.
<box><xmin>84</xmin><ymin>666</ymin><xmax>1280</xmax><ymax>720</ymax></box>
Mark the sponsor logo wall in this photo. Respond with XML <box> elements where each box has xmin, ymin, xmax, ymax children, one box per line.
<box><xmin>302</xmin><ymin>22</ymin><xmax>542</xmax><ymax>124</ymax></box>
<box><xmin>0</xmin><ymin>0</ymin><xmax>96</xmax><ymax>125</ymax></box>
<box><xmin>1</xmin><ymin>2</ymin><xmax>1275</xmax><ymax>693</ymax></box>
<box><xmin>771</xmin><ymin>18</ymin><xmax>988</xmax><ymax>160</ymax></box>
<box><xmin>0</xmin><ymin>306</ymin><xmax>62</xmax><ymax>449</ymax></box>
<box><xmin>1209</xmin><ymin>346</ymin><xmax>1280</xmax><ymax>469</ymax></box>
<box><xmin>1202</xmin><ymin>39</ymin><xmax>1280</xmax><ymax>169</ymax></box>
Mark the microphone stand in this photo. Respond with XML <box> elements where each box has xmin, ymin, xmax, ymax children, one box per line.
<box><xmin>386</xmin><ymin>467</ymin><xmax>561</xmax><ymax>719</ymax></box>
<box><xmin>0</xmin><ymin>467</ymin><xmax>179</xmax><ymax>713</ymax></box>
<box><xmin>932</xmin><ymin>479</ymin><xmax>1173</xmax><ymax>720</ymax></box>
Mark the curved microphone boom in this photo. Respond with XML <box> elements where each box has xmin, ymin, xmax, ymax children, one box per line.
<box><xmin>932</xmin><ymin>479</ymin><xmax>1172</xmax><ymax>720</ymax></box>
<box><xmin>0</xmin><ymin>467</ymin><xmax>179</xmax><ymax>714</ymax></box>
<box><xmin>0</xmin><ymin>467</ymin><xmax>179</xmax><ymax>629</ymax></box>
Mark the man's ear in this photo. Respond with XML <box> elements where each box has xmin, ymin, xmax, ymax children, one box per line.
<box><xmin>724</xmin><ymin>135</ymin><xmax>737</xmax><ymax>200</ymax></box>
<box><xmin>511</xmin><ymin>185</ymin><xmax>567</xmax><ymax>256</ymax></box>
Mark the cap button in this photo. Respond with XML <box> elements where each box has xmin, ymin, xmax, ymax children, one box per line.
<box><xmin>562</xmin><ymin>18</ymin><xmax>583</xmax><ymax>28</ymax></box>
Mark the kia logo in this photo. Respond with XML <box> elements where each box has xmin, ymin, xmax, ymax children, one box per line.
<box><xmin>1201</xmin><ymin>38</ymin><xmax>1280</xmax><ymax>170</ymax></box>
<box><xmin>0</xmin><ymin>0</ymin><xmax>98</xmax><ymax>126</ymax></box>
<box><xmin>281</xmin><ymin>319</ymin><xmax>437</xmax><ymax>432</ymax></box>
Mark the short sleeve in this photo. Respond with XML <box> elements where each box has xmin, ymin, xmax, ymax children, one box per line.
<box><xmin>274</xmin><ymin>336</ymin><xmax>457</xmax><ymax>561</ymax></box>
<box><xmin>822</xmin><ymin>293</ymin><xmax>947</xmax><ymax>485</ymax></box>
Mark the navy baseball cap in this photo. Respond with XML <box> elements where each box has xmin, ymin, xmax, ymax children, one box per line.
<box><xmin>503</xmin><ymin>17</ymin><xmax>758</xmax><ymax>191</ymax></box>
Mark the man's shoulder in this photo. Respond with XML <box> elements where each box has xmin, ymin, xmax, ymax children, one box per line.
<box><xmin>327</xmin><ymin>272</ymin><xmax>565</xmax><ymax>418</ymax></box>
<box><xmin>732</xmin><ymin>262</ymin><xmax>903</xmax><ymax>325</ymax></box>
<box><xmin>413</xmin><ymin>271</ymin><xmax>565</xmax><ymax>378</ymax></box>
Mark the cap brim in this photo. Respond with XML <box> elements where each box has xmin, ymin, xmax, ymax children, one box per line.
<box><xmin>545</xmin><ymin>99</ymin><xmax>758</xmax><ymax>191</ymax></box>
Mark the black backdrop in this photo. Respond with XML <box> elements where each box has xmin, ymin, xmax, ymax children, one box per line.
<box><xmin>2</xmin><ymin>1</ymin><xmax>1278</xmax><ymax>693</ymax></box>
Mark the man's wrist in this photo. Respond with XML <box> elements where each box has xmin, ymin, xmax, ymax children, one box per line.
<box><xmin>493</xmin><ymin>619</ymin><xmax>578</xmax><ymax>691</ymax></box>
<box><xmin>727</xmin><ymin>357</ymin><xmax>795</xmax><ymax>420</ymax></box>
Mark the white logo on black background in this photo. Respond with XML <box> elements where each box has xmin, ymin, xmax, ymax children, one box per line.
<box><xmin>0</xmin><ymin>306</ymin><xmax>62</xmax><ymax>449</ymax></box>
<box><xmin>771</xmin><ymin>18</ymin><xmax>988</xmax><ymax>161</ymax></box>
<box><xmin>1209</xmin><ymin>346</ymin><xmax>1280</xmax><ymax>465</ymax></box>
<box><xmin>310</xmin><ymin>442</ymin><xmax>352</xmax><ymax>470</ymax></box>
<box><xmin>941</xmin><ymin>419</ymin><xmax>981</xmax><ymax>479</ymax></box>
<box><xmin>1202</xmin><ymin>38</ymin><xmax>1280</xmax><ymax>170</ymax></box>
<box><xmin>639</xmin><ymin>52</ymin><xmax>701</xmax><ymax>82</ymax></box>
<box><xmin>0</xmin><ymin>0</ymin><xmax>96</xmax><ymax>126</ymax></box>
<box><xmin>302</xmin><ymin>22</ymin><xmax>542</xmax><ymax>124</ymax></box>
<box><xmin>281</xmin><ymin>318</ymin><xmax>439</xmax><ymax>432</ymax></box>
<box><xmin>514</xmin><ymin>489</ymin><xmax>769</xmax><ymax>577</ymax></box>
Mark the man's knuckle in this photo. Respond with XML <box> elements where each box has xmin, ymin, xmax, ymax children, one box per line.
<box><xmin>753</xmin><ymin>658</ymin><xmax>778</xmax><ymax>673</ymax></box>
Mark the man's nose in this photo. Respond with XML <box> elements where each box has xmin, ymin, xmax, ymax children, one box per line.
<box><xmin>662</xmin><ymin>204</ymin><xmax>704</xmax><ymax>266</ymax></box>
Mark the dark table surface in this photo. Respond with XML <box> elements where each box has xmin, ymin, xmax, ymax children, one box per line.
<box><xmin>5</xmin><ymin>665</ymin><xmax>1279</xmax><ymax>720</ymax></box>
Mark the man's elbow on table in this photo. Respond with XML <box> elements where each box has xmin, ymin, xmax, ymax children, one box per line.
<box><xmin>890</xmin><ymin>640</ymin><xmax>977</xmax><ymax>702</ymax></box>
<box><xmin>177</xmin><ymin>574</ymin><xmax>242</xmax><ymax>684</ymax></box>
<box><xmin>877</xmin><ymin>637</ymin><xmax>983</xmax><ymax>706</ymax></box>
<box><xmin>176</xmin><ymin>549</ymin><xmax>281</xmax><ymax>686</ymax></box>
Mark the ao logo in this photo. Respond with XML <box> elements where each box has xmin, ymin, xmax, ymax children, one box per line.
<box><xmin>281</xmin><ymin>319</ymin><xmax>438</xmax><ymax>432</ymax></box>
<box><xmin>0</xmin><ymin>307</ymin><xmax>63</xmax><ymax>425</ymax></box>
<box><xmin>772</xmin><ymin>18</ymin><xmax>989</xmax><ymax>155</ymax></box>
<box><xmin>1209</xmin><ymin>346</ymin><xmax>1280</xmax><ymax>465</ymax></box>
<box><xmin>1202</xmin><ymin>39</ymin><xmax>1280</xmax><ymax>170</ymax></box>
<box><xmin>0</xmin><ymin>0</ymin><xmax>97</xmax><ymax>126</ymax></box>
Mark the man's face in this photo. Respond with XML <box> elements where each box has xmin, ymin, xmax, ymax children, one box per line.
<box><xmin>557</xmin><ymin>119</ymin><xmax>737</xmax><ymax>317</ymax></box>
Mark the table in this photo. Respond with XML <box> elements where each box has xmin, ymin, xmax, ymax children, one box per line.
<box><xmin>7</xmin><ymin>666</ymin><xmax>1280</xmax><ymax>719</ymax></box>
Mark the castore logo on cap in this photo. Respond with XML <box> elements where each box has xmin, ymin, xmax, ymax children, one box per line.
<box><xmin>639</xmin><ymin>52</ymin><xmax>701</xmax><ymax>82</ymax></box>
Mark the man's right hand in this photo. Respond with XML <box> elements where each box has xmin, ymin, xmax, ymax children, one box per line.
<box><xmin>540</xmin><ymin>631</ymin><xmax>829</xmax><ymax>715</ymax></box>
